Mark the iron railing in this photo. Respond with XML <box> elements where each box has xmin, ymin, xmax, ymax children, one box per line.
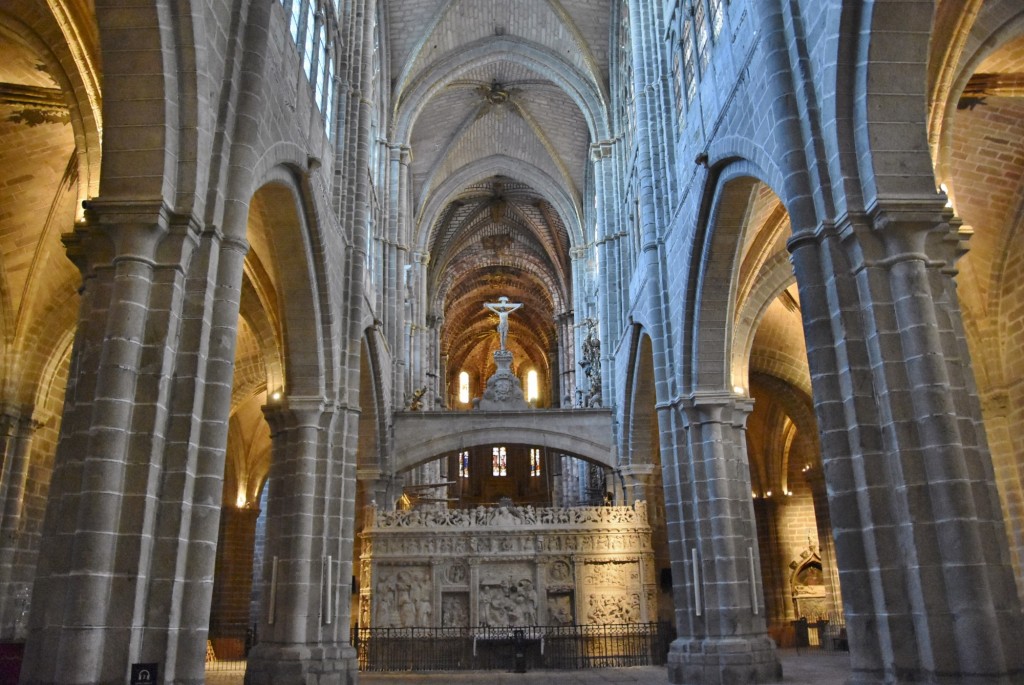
<box><xmin>354</xmin><ymin>622</ymin><xmax>675</xmax><ymax>672</ymax></box>
<box><xmin>792</xmin><ymin>613</ymin><xmax>848</xmax><ymax>653</ymax></box>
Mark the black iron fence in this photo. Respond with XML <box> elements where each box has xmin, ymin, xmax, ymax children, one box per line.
<box><xmin>792</xmin><ymin>613</ymin><xmax>848</xmax><ymax>653</ymax></box>
<box><xmin>354</xmin><ymin>622</ymin><xmax>675</xmax><ymax>672</ymax></box>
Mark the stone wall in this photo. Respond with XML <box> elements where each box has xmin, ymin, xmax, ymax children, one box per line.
<box><xmin>359</xmin><ymin>502</ymin><xmax>657</xmax><ymax>629</ymax></box>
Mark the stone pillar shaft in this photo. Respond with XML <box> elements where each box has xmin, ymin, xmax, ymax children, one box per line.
<box><xmin>664</xmin><ymin>394</ymin><xmax>780</xmax><ymax>684</ymax></box>
<box><xmin>19</xmin><ymin>197</ymin><xmax>250</xmax><ymax>685</ymax></box>
<box><xmin>0</xmin><ymin>406</ymin><xmax>38</xmax><ymax>640</ymax></box>
<box><xmin>788</xmin><ymin>206</ymin><xmax>1024</xmax><ymax>683</ymax></box>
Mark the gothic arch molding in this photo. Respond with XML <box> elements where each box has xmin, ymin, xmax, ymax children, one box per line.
<box><xmin>358</xmin><ymin>328</ymin><xmax>391</xmax><ymax>477</ymax></box>
<box><xmin>621</xmin><ymin>327</ymin><xmax>658</xmax><ymax>468</ymax></box>
<box><xmin>393</xmin><ymin>36</ymin><xmax>610</xmax><ymax>147</ymax></box>
<box><xmin>731</xmin><ymin>253</ymin><xmax>798</xmax><ymax>394</ymax></box>
<box><xmin>683</xmin><ymin>160</ymin><xmax>797</xmax><ymax>393</ymax></box>
<box><xmin>93</xmin><ymin>2</ymin><xmax>202</xmax><ymax>203</ymax></box>
<box><xmin>246</xmin><ymin>174</ymin><xmax>333</xmax><ymax>399</ymax></box>
<box><xmin>393</xmin><ymin>428</ymin><xmax>614</xmax><ymax>475</ymax></box>
<box><xmin>415</xmin><ymin>156</ymin><xmax>584</xmax><ymax>251</ymax></box>
<box><xmin>932</xmin><ymin>4</ymin><xmax>1024</xmax><ymax>206</ymax></box>
<box><xmin>847</xmin><ymin>0</ymin><xmax>945</xmax><ymax>207</ymax></box>
<box><xmin>0</xmin><ymin>12</ymin><xmax>101</xmax><ymax>211</ymax></box>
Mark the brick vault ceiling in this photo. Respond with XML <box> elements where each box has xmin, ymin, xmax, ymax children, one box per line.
<box><xmin>386</xmin><ymin>0</ymin><xmax>611</xmax><ymax>380</ymax></box>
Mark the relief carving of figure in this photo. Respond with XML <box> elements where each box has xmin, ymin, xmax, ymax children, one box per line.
<box><xmin>442</xmin><ymin>595</ymin><xmax>469</xmax><ymax>627</ymax></box>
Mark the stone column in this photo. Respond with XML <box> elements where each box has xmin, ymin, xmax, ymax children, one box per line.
<box><xmin>787</xmin><ymin>205</ymin><xmax>1024</xmax><ymax>683</ymax></box>
<box><xmin>209</xmin><ymin>506</ymin><xmax>262</xmax><ymax>657</ymax></box>
<box><xmin>592</xmin><ymin>140</ymin><xmax>623</xmax><ymax>355</ymax></box>
<box><xmin>385</xmin><ymin>144</ymin><xmax>411</xmax><ymax>403</ymax></box>
<box><xmin>245</xmin><ymin>399</ymin><xmax>357</xmax><ymax>685</ymax></box>
<box><xmin>665</xmin><ymin>393</ymin><xmax>780</xmax><ymax>685</ymax></box>
<box><xmin>751</xmin><ymin>497</ymin><xmax>788</xmax><ymax>633</ymax></box>
<box><xmin>20</xmin><ymin>199</ymin><xmax>226</xmax><ymax>685</ymax></box>
<box><xmin>468</xmin><ymin>558</ymin><xmax>481</xmax><ymax>626</ymax></box>
<box><xmin>0</xmin><ymin>405</ymin><xmax>38</xmax><ymax>640</ymax></box>
<box><xmin>619</xmin><ymin>463</ymin><xmax>656</xmax><ymax>505</ymax></box>
<box><xmin>547</xmin><ymin>452</ymin><xmax>563</xmax><ymax>506</ymax></box>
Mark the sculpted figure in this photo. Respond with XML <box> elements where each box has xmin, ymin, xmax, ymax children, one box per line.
<box><xmin>483</xmin><ymin>296</ymin><xmax>523</xmax><ymax>351</ymax></box>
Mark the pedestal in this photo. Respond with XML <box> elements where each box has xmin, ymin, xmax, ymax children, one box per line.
<box><xmin>244</xmin><ymin>643</ymin><xmax>358</xmax><ymax>685</ymax></box>
<box><xmin>476</xmin><ymin>350</ymin><xmax>528</xmax><ymax>410</ymax></box>
<box><xmin>667</xmin><ymin>636</ymin><xmax>781</xmax><ymax>685</ymax></box>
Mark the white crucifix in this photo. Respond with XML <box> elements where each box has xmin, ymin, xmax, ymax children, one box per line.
<box><xmin>483</xmin><ymin>296</ymin><xmax>523</xmax><ymax>352</ymax></box>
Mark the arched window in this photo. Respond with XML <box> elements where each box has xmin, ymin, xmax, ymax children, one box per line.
<box><xmin>459</xmin><ymin>371</ymin><xmax>470</xmax><ymax>404</ymax></box>
<box><xmin>526</xmin><ymin>369</ymin><xmax>538</xmax><ymax>402</ymax></box>
<box><xmin>459</xmin><ymin>451</ymin><xmax>470</xmax><ymax>479</ymax></box>
<box><xmin>530</xmin><ymin>448</ymin><xmax>542</xmax><ymax>477</ymax></box>
<box><xmin>492</xmin><ymin>446</ymin><xmax>507</xmax><ymax>477</ymax></box>
<box><xmin>303</xmin><ymin>5</ymin><xmax>316</xmax><ymax>79</ymax></box>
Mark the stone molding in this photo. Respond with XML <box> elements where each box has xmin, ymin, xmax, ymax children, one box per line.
<box><xmin>367</xmin><ymin>501</ymin><xmax>649</xmax><ymax>530</ymax></box>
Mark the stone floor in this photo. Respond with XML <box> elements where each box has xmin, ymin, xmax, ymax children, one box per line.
<box><xmin>205</xmin><ymin>649</ymin><xmax>850</xmax><ymax>684</ymax></box>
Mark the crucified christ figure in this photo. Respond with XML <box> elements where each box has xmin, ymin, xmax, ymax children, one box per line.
<box><xmin>483</xmin><ymin>296</ymin><xmax>523</xmax><ymax>352</ymax></box>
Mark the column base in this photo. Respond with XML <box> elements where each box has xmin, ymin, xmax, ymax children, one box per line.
<box><xmin>667</xmin><ymin>636</ymin><xmax>781</xmax><ymax>684</ymax></box>
<box><xmin>846</xmin><ymin>669</ymin><xmax>1024</xmax><ymax>685</ymax></box>
<box><xmin>244</xmin><ymin>642</ymin><xmax>357</xmax><ymax>685</ymax></box>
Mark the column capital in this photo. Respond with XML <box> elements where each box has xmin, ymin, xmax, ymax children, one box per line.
<box><xmin>828</xmin><ymin>200</ymin><xmax>966</xmax><ymax>272</ymax></box>
<box><xmin>388</xmin><ymin>142</ymin><xmax>412</xmax><ymax>165</ymax></box>
<box><xmin>678</xmin><ymin>391</ymin><xmax>753</xmax><ymax>427</ymax></box>
<box><xmin>262</xmin><ymin>396</ymin><xmax>334</xmax><ymax>434</ymax></box>
<box><xmin>590</xmin><ymin>139</ymin><xmax>618</xmax><ymax>160</ymax></box>
<box><xmin>618</xmin><ymin>463</ymin><xmax>658</xmax><ymax>478</ymax></box>
<box><xmin>64</xmin><ymin>198</ymin><xmax>204</xmax><ymax>275</ymax></box>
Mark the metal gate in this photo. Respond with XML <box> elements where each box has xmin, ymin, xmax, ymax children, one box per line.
<box><xmin>354</xmin><ymin>623</ymin><xmax>675</xmax><ymax>672</ymax></box>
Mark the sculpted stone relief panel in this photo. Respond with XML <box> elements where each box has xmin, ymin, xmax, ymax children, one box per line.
<box><xmin>579</xmin><ymin>559</ymin><xmax>651</xmax><ymax>625</ymax></box>
<box><xmin>360</xmin><ymin>503</ymin><xmax>655</xmax><ymax>628</ymax></box>
<box><xmin>478</xmin><ymin>577</ymin><xmax>538</xmax><ymax>628</ymax></box>
<box><xmin>547</xmin><ymin>593</ymin><xmax>574</xmax><ymax>625</ymax></box>
<box><xmin>374</xmin><ymin>567</ymin><xmax>432</xmax><ymax>628</ymax></box>
<box><xmin>442</xmin><ymin>593</ymin><xmax>470</xmax><ymax>628</ymax></box>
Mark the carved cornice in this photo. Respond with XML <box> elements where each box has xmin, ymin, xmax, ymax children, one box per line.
<box><xmin>367</xmin><ymin>502</ymin><xmax>649</xmax><ymax>530</ymax></box>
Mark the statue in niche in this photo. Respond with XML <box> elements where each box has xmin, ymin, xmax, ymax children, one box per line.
<box><xmin>446</xmin><ymin>562</ymin><xmax>467</xmax><ymax>584</ymax></box>
<box><xmin>579</xmin><ymin>317</ymin><xmax>602</xmax><ymax>407</ymax></box>
<box><xmin>407</xmin><ymin>386</ymin><xmax>427</xmax><ymax>411</ymax></box>
<box><xmin>359</xmin><ymin>599</ymin><xmax>371</xmax><ymax>628</ymax></box>
<box><xmin>548</xmin><ymin>594</ymin><xmax>574</xmax><ymax>625</ymax></box>
<box><xmin>442</xmin><ymin>595</ymin><xmax>469</xmax><ymax>627</ymax></box>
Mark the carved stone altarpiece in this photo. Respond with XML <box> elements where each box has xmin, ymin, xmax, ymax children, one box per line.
<box><xmin>359</xmin><ymin>502</ymin><xmax>656</xmax><ymax>629</ymax></box>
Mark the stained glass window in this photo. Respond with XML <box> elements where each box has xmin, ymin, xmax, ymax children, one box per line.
<box><xmin>492</xmin><ymin>446</ymin><xmax>507</xmax><ymax>477</ymax></box>
<box><xmin>459</xmin><ymin>371</ymin><xmax>470</xmax><ymax>404</ymax></box>
<box><xmin>682</xmin><ymin>18</ymin><xmax>696</xmax><ymax>102</ymax></box>
<box><xmin>530</xmin><ymin>448</ymin><xmax>542</xmax><ymax>477</ymax></box>
<box><xmin>694</xmin><ymin>1</ymin><xmax>710</xmax><ymax>76</ymax></box>
<box><xmin>709</xmin><ymin>0</ymin><xmax>724</xmax><ymax>41</ymax></box>
<box><xmin>459</xmin><ymin>451</ymin><xmax>470</xmax><ymax>479</ymax></box>
<box><xmin>672</xmin><ymin>47</ymin><xmax>684</xmax><ymax>121</ymax></box>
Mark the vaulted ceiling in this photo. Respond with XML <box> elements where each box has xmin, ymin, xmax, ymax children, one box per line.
<box><xmin>385</xmin><ymin>0</ymin><xmax>612</xmax><ymax>397</ymax></box>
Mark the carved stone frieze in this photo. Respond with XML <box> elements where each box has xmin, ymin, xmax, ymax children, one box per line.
<box><xmin>371</xmin><ymin>501</ymin><xmax>649</xmax><ymax>529</ymax></box>
<box><xmin>360</xmin><ymin>503</ymin><xmax>656</xmax><ymax>628</ymax></box>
